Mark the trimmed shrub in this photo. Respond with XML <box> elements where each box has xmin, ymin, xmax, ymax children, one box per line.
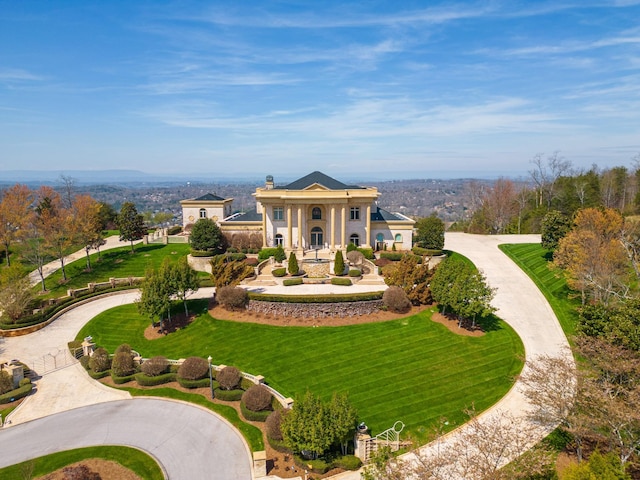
<box><xmin>412</xmin><ymin>246</ymin><xmax>443</xmax><ymax>256</ymax></box>
<box><xmin>89</xmin><ymin>347</ymin><xmax>111</xmax><ymax>373</ymax></box>
<box><xmin>334</xmin><ymin>250</ymin><xmax>345</xmax><ymax>275</ymax></box>
<box><xmin>332</xmin><ymin>455</ymin><xmax>362</xmax><ymax>470</ymax></box>
<box><xmin>288</xmin><ymin>252</ymin><xmax>299</xmax><ymax>275</ymax></box>
<box><xmin>168</xmin><ymin>225</ymin><xmax>182</xmax><ymax>235</ymax></box>
<box><xmin>178</xmin><ymin>377</ymin><xmax>216</xmax><ymax>389</ymax></box>
<box><xmin>346</xmin><ymin>242</ymin><xmax>357</xmax><ymax>252</ymax></box>
<box><xmin>0</xmin><ymin>370</ymin><xmax>13</xmax><ymax>395</ymax></box>
<box><xmin>212</xmin><ymin>252</ymin><xmax>247</xmax><ymax>262</ymax></box>
<box><xmin>191</xmin><ymin>250</ymin><xmax>214</xmax><ymax>257</ymax></box>
<box><xmin>348</xmin><ymin>269</ymin><xmax>361</xmax><ymax>277</ymax></box>
<box><xmin>114</xmin><ymin>344</ymin><xmax>132</xmax><ymax>356</ymax></box>
<box><xmin>346</xmin><ymin>250</ymin><xmax>364</xmax><ymax>265</ymax></box>
<box><xmin>217</xmin><ymin>366</ymin><xmax>241</xmax><ymax>390</ymax></box>
<box><xmin>241</xmin><ymin>402</ymin><xmax>272</xmax><ymax>422</ymax></box>
<box><xmin>0</xmin><ymin>383</ymin><xmax>32</xmax><ymax>404</ymax></box>
<box><xmin>135</xmin><ymin>372</ymin><xmax>176</xmax><ymax>387</ymax></box>
<box><xmin>248</xmin><ymin>291</ymin><xmax>383</xmax><ymax>303</ymax></box>
<box><xmin>357</xmin><ymin>247</ymin><xmax>375</xmax><ymax>260</ymax></box>
<box><xmin>272</xmin><ymin>267</ymin><xmax>287</xmax><ymax>277</ymax></box>
<box><xmin>88</xmin><ymin>369</ymin><xmax>110</xmax><ymax>380</ymax></box>
<box><xmin>379</xmin><ymin>252</ymin><xmax>404</xmax><ymax>261</ymax></box>
<box><xmin>141</xmin><ymin>356</ymin><xmax>169</xmax><ymax>377</ymax></box>
<box><xmin>79</xmin><ymin>356</ymin><xmax>90</xmax><ymax>370</ymax></box>
<box><xmin>265</xmin><ymin>409</ymin><xmax>284</xmax><ymax>441</ymax></box>
<box><xmin>258</xmin><ymin>246</ymin><xmax>286</xmax><ymax>262</ymax></box>
<box><xmin>19</xmin><ymin>377</ymin><xmax>31</xmax><ymax>387</ymax></box>
<box><xmin>178</xmin><ymin>356</ymin><xmax>210</xmax><ymax>381</ymax></box>
<box><xmin>214</xmin><ymin>388</ymin><xmax>243</xmax><ymax>401</ymax></box>
<box><xmin>383</xmin><ymin>286</ymin><xmax>411</xmax><ymax>313</ymax></box>
<box><xmin>217</xmin><ymin>286</ymin><xmax>249</xmax><ymax>310</ymax></box>
<box><xmin>244</xmin><ymin>257</ymin><xmax>259</xmax><ymax>266</ymax></box>
<box><xmin>283</xmin><ymin>278</ymin><xmax>303</xmax><ymax>286</ymax></box>
<box><xmin>242</xmin><ymin>385</ymin><xmax>273</xmax><ymax>412</ymax></box>
<box><xmin>111</xmin><ymin>351</ymin><xmax>135</xmax><ymax>377</ymax></box>
<box><xmin>331</xmin><ymin>277</ymin><xmax>352</xmax><ymax>286</ymax></box>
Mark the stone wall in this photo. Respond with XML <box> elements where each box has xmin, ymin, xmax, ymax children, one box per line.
<box><xmin>247</xmin><ymin>299</ymin><xmax>383</xmax><ymax>318</ymax></box>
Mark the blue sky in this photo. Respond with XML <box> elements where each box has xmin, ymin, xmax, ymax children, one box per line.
<box><xmin>1</xmin><ymin>1</ymin><xmax>640</xmax><ymax>180</ymax></box>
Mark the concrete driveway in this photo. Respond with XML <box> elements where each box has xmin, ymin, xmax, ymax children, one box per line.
<box><xmin>0</xmin><ymin>398</ymin><xmax>252</xmax><ymax>480</ymax></box>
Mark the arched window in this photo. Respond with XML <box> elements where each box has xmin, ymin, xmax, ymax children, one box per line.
<box><xmin>311</xmin><ymin>227</ymin><xmax>323</xmax><ymax>247</ymax></box>
<box><xmin>376</xmin><ymin>233</ymin><xmax>384</xmax><ymax>242</ymax></box>
<box><xmin>395</xmin><ymin>233</ymin><xmax>402</xmax><ymax>242</ymax></box>
<box><xmin>312</xmin><ymin>207</ymin><xmax>322</xmax><ymax>220</ymax></box>
<box><xmin>275</xmin><ymin>233</ymin><xmax>284</xmax><ymax>247</ymax></box>
<box><xmin>199</xmin><ymin>208</ymin><xmax>207</xmax><ymax>218</ymax></box>
<box><xmin>350</xmin><ymin>233</ymin><xmax>360</xmax><ymax>246</ymax></box>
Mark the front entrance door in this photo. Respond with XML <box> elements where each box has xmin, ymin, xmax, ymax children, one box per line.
<box><xmin>310</xmin><ymin>227</ymin><xmax>323</xmax><ymax>248</ymax></box>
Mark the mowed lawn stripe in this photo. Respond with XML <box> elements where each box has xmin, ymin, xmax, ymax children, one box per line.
<box><xmin>78</xmin><ymin>302</ymin><xmax>522</xmax><ymax>441</ymax></box>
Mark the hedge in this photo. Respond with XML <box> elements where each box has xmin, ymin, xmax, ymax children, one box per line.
<box><xmin>379</xmin><ymin>252</ymin><xmax>423</xmax><ymax>263</ymax></box>
<box><xmin>178</xmin><ymin>377</ymin><xmax>216</xmax><ymax>389</ymax></box>
<box><xmin>332</xmin><ymin>455</ymin><xmax>362</xmax><ymax>470</ymax></box>
<box><xmin>212</xmin><ymin>252</ymin><xmax>247</xmax><ymax>262</ymax></box>
<box><xmin>111</xmin><ymin>373</ymin><xmax>136</xmax><ymax>384</ymax></box>
<box><xmin>134</xmin><ymin>372</ymin><xmax>177</xmax><ymax>387</ymax></box>
<box><xmin>214</xmin><ymin>388</ymin><xmax>244</xmax><ymax>401</ymax></box>
<box><xmin>357</xmin><ymin>247</ymin><xmax>375</xmax><ymax>260</ymax></box>
<box><xmin>240</xmin><ymin>402</ymin><xmax>272</xmax><ymax>422</ymax></box>
<box><xmin>412</xmin><ymin>246</ymin><xmax>443</xmax><ymax>256</ymax></box>
<box><xmin>0</xmin><ymin>383</ymin><xmax>33</xmax><ymax>404</ymax></box>
<box><xmin>283</xmin><ymin>278</ymin><xmax>303</xmax><ymax>286</ymax></box>
<box><xmin>348</xmin><ymin>269</ymin><xmax>361</xmax><ymax>277</ymax></box>
<box><xmin>258</xmin><ymin>247</ymin><xmax>286</xmax><ymax>262</ymax></box>
<box><xmin>272</xmin><ymin>268</ymin><xmax>287</xmax><ymax>277</ymax></box>
<box><xmin>267</xmin><ymin>436</ymin><xmax>291</xmax><ymax>453</ymax></box>
<box><xmin>248</xmin><ymin>291</ymin><xmax>383</xmax><ymax>303</ymax></box>
<box><xmin>190</xmin><ymin>250</ymin><xmax>214</xmax><ymax>257</ymax></box>
<box><xmin>330</xmin><ymin>278</ymin><xmax>352</xmax><ymax>286</ymax></box>
<box><xmin>88</xmin><ymin>369</ymin><xmax>110</xmax><ymax>380</ymax></box>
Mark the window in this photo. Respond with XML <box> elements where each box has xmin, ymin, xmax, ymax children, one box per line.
<box><xmin>275</xmin><ymin>233</ymin><xmax>284</xmax><ymax>246</ymax></box>
<box><xmin>350</xmin><ymin>234</ymin><xmax>360</xmax><ymax>246</ymax></box>
<box><xmin>199</xmin><ymin>208</ymin><xmax>207</xmax><ymax>219</ymax></box>
<box><xmin>350</xmin><ymin>207</ymin><xmax>360</xmax><ymax>220</ymax></box>
<box><xmin>312</xmin><ymin>207</ymin><xmax>322</xmax><ymax>220</ymax></box>
<box><xmin>395</xmin><ymin>233</ymin><xmax>402</xmax><ymax>242</ymax></box>
<box><xmin>273</xmin><ymin>206</ymin><xmax>284</xmax><ymax>221</ymax></box>
<box><xmin>311</xmin><ymin>227</ymin><xmax>323</xmax><ymax>247</ymax></box>
<box><xmin>376</xmin><ymin>233</ymin><xmax>384</xmax><ymax>242</ymax></box>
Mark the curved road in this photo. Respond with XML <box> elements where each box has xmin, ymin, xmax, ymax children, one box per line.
<box><xmin>0</xmin><ymin>398</ymin><xmax>252</xmax><ymax>480</ymax></box>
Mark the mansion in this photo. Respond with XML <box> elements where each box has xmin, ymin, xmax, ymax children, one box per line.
<box><xmin>180</xmin><ymin>171</ymin><xmax>415</xmax><ymax>253</ymax></box>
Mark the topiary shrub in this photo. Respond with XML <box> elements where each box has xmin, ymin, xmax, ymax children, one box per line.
<box><xmin>214</xmin><ymin>388</ymin><xmax>244</xmax><ymax>401</ymax></box>
<box><xmin>265</xmin><ymin>409</ymin><xmax>284</xmax><ymax>441</ymax></box>
<box><xmin>141</xmin><ymin>356</ymin><xmax>169</xmax><ymax>377</ymax></box>
<box><xmin>383</xmin><ymin>286</ymin><xmax>411</xmax><ymax>313</ymax></box>
<box><xmin>331</xmin><ymin>277</ymin><xmax>352</xmax><ymax>286</ymax></box>
<box><xmin>216</xmin><ymin>286</ymin><xmax>249</xmax><ymax>310</ymax></box>
<box><xmin>283</xmin><ymin>278</ymin><xmax>303</xmax><ymax>286</ymax></box>
<box><xmin>178</xmin><ymin>356</ymin><xmax>210</xmax><ymax>381</ymax></box>
<box><xmin>346</xmin><ymin>242</ymin><xmax>357</xmax><ymax>252</ymax></box>
<box><xmin>272</xmin><ymin>267</ymin><xmax>287</xmax><ymax>277</ymax></box>
<box><xmin>114</xmin><ymin>343</ymin><xmax>133</xmax><ymax>355</ymax></box>
<box><xmin>348</xmin><ymin>269</ymin><xmax>361</xmax><ymax>277</ymax></box>
<box><xmin>217</xmin><ymin>366</ymin><xmax>241</xmax><ymax>390</ymax></box>
<box><xmin>346</xmin><ymin>250</ymin><xmax>364</xmax><ymax>266</ymax></box>
<box><xmin>135</xmin><ymin>372</ymin><xmax>176</xmax><ymax>387</ymax></box>
<box><xmin>242</xmin><ymin>385</ymin><xmax>273</xmax><ymax>412</ymax></box>
<box><xmin>0</xmin><ymin>370</ymin><xmax>13</xmax><ymax>395</ymax></box>
<box><xmin>288</xmin><ymin>252</ymin><xmax>299</xmax><ymax>275</ymax></box>
<box><xmin>241</xmin><ymin>402</ymin><xmax>272</xmax><ymax>422</ymax></box>
<box><xmin>89</xmin><ymin>347</ymin><xmax>111</xmax><ymax>373</ymax></box>
<box><xmin>334</xmin><ymin>250</ymin><xmax>345</xmax><ymax>275</ymax></box>
<box><xmin>111</xmin><ymin>351</ymin><xmax>135</xmax><ymax>377</ymax></box>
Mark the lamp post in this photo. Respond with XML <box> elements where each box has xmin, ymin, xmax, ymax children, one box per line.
<box><xmin>207</xmin><ymin>355</ymin><xmax>213</xmax><ymax>399</ymax></box>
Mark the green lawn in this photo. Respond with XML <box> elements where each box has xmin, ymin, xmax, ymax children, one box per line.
<box><xmin>37</xmin><ymin>242</ymin><xmax>192</xmax><ymax>298</ymax></box>
<box><xmin>0</xmin><ymin>446</ymin><xmax>164</xmax><ymax>480</ymax></box>
<box><xmin>499</xmin><ymin>243</ymin><xmax>579</xmax><ymax>336</ymax></box>
<box><xmin>78</xmin><ymin>300</ymin><xmax>524</xmax><ymax>442</ymax></box>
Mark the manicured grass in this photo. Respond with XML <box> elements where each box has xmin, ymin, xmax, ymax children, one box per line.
<box><xmin>0</xmin><ymin>446</ymin><xmax>164</xmax><ymax>480</ymax></box>
<box><xmin>37</xmin><ymin>242</ymin><xmax>192</xmax><ymax>298</ymax></box>
<box><xmin>499</xmin><ymin>243</ymin><xmax>580</xmax><ymax>336</ymax></box>
<box><xmin>78</xmin><ymin>300</ymin><xmax>524</xmax><ymax>443</ymax></box>
<box><xmin>120</xmin><ymin>387</ymin><xmax>264</xmax><ymax>451</ymax></box>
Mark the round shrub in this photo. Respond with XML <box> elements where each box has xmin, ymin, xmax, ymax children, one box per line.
<box><xmin>216</xmin><ymin>286</ymin><xmax>249</xmax><ymax>310</ymax></box>
<box><xmin>375</xmin><ymin>257</ymin><xmax>393</xmax><ymax>267</ymax></box>
<box><xmin>141</xmin><ymin>356</ymin><xmax>169</xmax><ymax>377</ymax></box>
<box><xmin>214</xmin><ymin>388</ymin><xmax>244</xmax><ymax>401</ymax></box>
<box><xmin>348</xmin><ymin>269</ymin><xmax>361</xmax><ymax>277</ymax></box>
<box><xmin>0</xmin><ymin>370</ymin><xmax>13</xmax><ymax>395</ymax></box>
<box><xmin>331</xmin><ymin>277</ymin><xmax>352</xmax><ymax>286</ymax></box>
<box><xmin>346</xmin><ymin>250</ymin><xmax>364</xmax><ymax>265</ymax></box>
<box><xmin>333</xmin><ymin>455</ymin><xmax>362</xmax><ymax>470</ymax></box>
<box><xmin>114</xmin><ymin>343</ymin><xmax>132</xmax><ymax>355</ymax></box>
<box><xmin>383</xmin><ymin>286</ymin><xmax>411</xmax><ymax>313</ymax></box>
<box><xmin>242</xmin><ymin>385</ymin><xmax>273</xmax><ymax>412</ymax></box>
<box><xmin>89</xmin><ymin>347</ymin><xmax>111</xmax><ymax>373</ymax></box>
<box><xmin>178</xmin><ymin>356</ymin><xmax>210</xmax><ymax>381</ymax></box>
<box><xmin>265</xmin><ymin>409</ymin><xmax>284</xmax><ymax>441</ymax></box>
<box><xmin>217</xmin><ymin>366</ymin><xmax>241</xmax><ymax>390</ymax></box>
<box><xmin>19</xmin><ymin>377</ymin><xmax>31</xmax><ymax>387</ymax></box>
<box><xmin>111</xmin><ymin>351</ymin><xmax>135</xmax><ymax>377</ymax></box>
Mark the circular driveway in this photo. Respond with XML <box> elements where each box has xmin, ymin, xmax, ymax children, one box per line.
<box><xmin>0</xmin><ymin>398</ymin><xmax>252</xmax><ymax>480</ymax></box>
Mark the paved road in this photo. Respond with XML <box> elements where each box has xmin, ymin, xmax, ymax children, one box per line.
<box><xmin>0</xmin><ymin>398</ymin><xmax>252</xmax><ymax>480</ymax></box>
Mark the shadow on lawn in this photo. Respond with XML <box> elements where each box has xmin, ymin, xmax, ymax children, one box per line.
<box><xmin>476</xmin><ymin>313</ymin><xmax>502</xmax><ymax>332</ymax></box>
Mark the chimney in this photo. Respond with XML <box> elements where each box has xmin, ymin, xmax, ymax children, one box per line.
<box><xmin>265</xmin><ymin>175</ymin><xmax>274</xmax><ymax>190</ymax></box>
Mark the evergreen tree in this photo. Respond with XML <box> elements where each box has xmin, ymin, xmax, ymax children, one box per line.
<box><xmin>171</xmin><ymin>256</ymin><xmax>200</xmax><ymax>316</ymax></box>
<box><xmin>334</xmin><ymin>250</ymin><xmax>345</xmax><ymax>276</ymax></box>
<box><xmin>190</xmin><ymin>218</ymin><xmax>225</xmax><ymax>253</ymax></box>
<box><xmin>541</xmin><ymin>210</ymin><xmax>570</xmax><ymax>250</ymax></box>
<box><xmin>287</xmin><ymin>252</ymin><xmax>299</xmax><ymax>275</ymax></box>
<box><xmin>414</xmin><ymin>214</ymin><xmax>445</xmax><ymax>250</ymax></box>
<box><xmin>117</xmin><ymin>202</ymin><xmax>146</xmax><ymax>253</ymax></box>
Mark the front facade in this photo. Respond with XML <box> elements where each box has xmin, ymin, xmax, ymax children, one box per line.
<box><xmin>180</xmin><ymin>172</ymin><xmax>414</xmax><ymax>252</ymax></box>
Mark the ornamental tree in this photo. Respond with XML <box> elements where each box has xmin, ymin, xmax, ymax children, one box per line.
<box><xmin>414</xmin><ymin>214</ymin><xmax>445</xmax><ymax>250</ymax></box>
<box><xmin>117</xmin><ymin>202</ymin><xmax>146</xmax><ymax>252</ymax></box>
<box><xmin>190</xmin><ymin>218</ymin><xmax>225</xmax><ymax>253</ymax></box>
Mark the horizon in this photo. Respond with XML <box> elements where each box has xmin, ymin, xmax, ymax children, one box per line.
<box><xmin>2</xmin><ymin>1</ymin><xmax>640</xmax><ymax>177</ymax></box>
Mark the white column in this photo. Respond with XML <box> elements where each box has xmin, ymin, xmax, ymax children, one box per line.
<box><xmin>261</xmin><ymin>205</ymin><xmax>267</xmax><ymax>247</ymax></box>
<box><xmin>341</xmin><ymin>206</ymin><xmax>346</xmax><ymax>248</ymax></box>
<box><xmin>287</xmin><ymin>206</ymin><xmax>292</xmax><ymax>249</ymax></box>
<box><xmin>365</xmin><ymin>204</ymin><xmax>371</xmax><ymax>248</ymax></box>
<box><xmin>297</xmin><ymin>207</ymin><xmax>303</xmax><ymax>250</ymax></box>
<box><xmin>330</xmin><ymin>205</ymin><xmax>336</xmax><ymax>250</ymax></box>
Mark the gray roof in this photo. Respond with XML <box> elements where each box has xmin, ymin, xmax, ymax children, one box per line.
<box><xmin>277</xmin><ymin>171</ymin><xmax>364</xmax><ymax>191</ymax></box>
<box><xmin>194</xmin><ymin>193</ymin><xmax>226</xmax><ymax>201</ymax></box>
<box><xmin>225</xmin><ymin>210</ymin><xmax>263</xmax><ymax>222</ymax></box>
<box><xmin>371</xmin><ymin>207</ymin><xmax>407</xmax><ymax>222</ymax></box>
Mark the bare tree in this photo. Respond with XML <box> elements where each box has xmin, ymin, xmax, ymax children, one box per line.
<box><xmin>529</xmin><ymin>151</ymin><xmax>572</xmax><ymax>208</ymax></box>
